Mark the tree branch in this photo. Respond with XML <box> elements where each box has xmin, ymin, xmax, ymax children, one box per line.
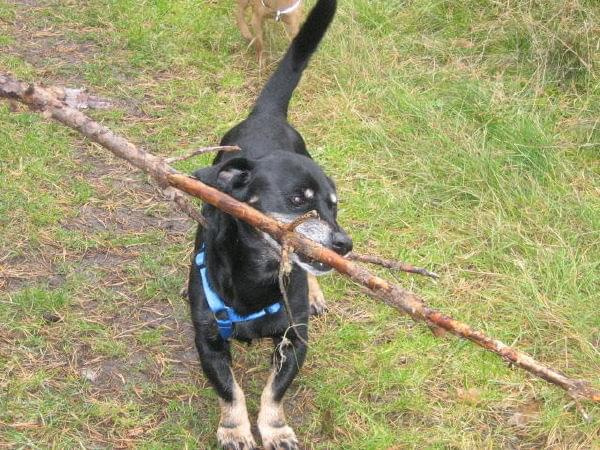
<box><xmin>1</xmin><ymin>73</ymin><xmax>598</xmax><ymax>403</ymax></box>
<box><xmin>165</xmin><ymin>145</ymin><xmax>240</xmax><ymax>164</ymax></box>
<box><xmin>346</xmin><ymin>252</ymin><xmax>439</xmax><ymax>279</ymax></box>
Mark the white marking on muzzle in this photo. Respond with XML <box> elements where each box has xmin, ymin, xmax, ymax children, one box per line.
<box><xmin>268</xmin><ymin>213</ymin><xmax>332</xmax><ymax>246</ymax></box>
<box><xmin>262</xmin><ymin>213</ymin><xmax>334</xmax><ymax>276</ymax></box>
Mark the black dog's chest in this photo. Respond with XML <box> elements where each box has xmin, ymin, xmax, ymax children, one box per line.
<box><xmin>231</xmin><ymin>310</ymin><xmax>290</xmax><ymax>341</ymax></box>
<box><xmin>192</xmin><ymin>241</ymin><xmax>310</xmax><ymax>341</ymax></box>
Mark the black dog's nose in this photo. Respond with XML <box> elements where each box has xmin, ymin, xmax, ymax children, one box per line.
<box><xmin>331</xmin><ymin>232</ymin><xmax>353</xmax><ymax>255</ymax></box>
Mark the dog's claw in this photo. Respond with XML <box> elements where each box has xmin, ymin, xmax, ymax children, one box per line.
<box><xmin>259</xmin><ymin>423</ymin><xmax>298</xmax><ymax>450</ymax></box>
<box><xmin>309</xmin><ymin>300</ymin><xmax>327</xmax><ymax>316</ymax></box>
<box><xmin>220</xmin><ymin>440</ymin><xmax>258</xmax><ymax>450</ymax></box>
<box><xmin>264</xmin><ymin>437</ymin><xmax>299</xmax><ymax>450</ymax></box>
<box><xmin>223</xmin><ymin>445</ymin><xmax>258</xmax><ymax>450</ymax></box>
<box><xmin>308</xmin><ymin>287</ymin><xmax>327</xmax><ymax>316</ymax></box>
<box><xmin>217</xmin><ymin>426</ymin><xmax>257</xmax><ymax>450</ymax></box>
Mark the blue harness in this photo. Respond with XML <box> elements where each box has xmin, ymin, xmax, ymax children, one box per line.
<box><xmin>195</xmin><ymin>246</ymin><xmax>282</xmax><ymax>340</ymax></box>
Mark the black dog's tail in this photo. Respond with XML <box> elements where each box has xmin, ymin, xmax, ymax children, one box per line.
<box><xmin>252</xmin><ymin>0</ymin><xmax>337</xmax><ymax>117</ymax></box>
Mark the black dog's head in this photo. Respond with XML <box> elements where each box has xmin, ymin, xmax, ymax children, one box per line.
<box><xmin>193</xmin><ymin>153</ymin><xmax>352</xmax><ymax>275</ymax></box>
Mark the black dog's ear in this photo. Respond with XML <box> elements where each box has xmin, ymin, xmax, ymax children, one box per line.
<box><xmin>192</xmin><ymin>157</ymin><xmax>254</xmax><ymax>194</ymax></box>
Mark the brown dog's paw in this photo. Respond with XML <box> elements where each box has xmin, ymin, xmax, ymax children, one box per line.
<box><xmin>217</xmin><ymin>425</ymin><xmax>257</xmax><ymax>450</ymax></box>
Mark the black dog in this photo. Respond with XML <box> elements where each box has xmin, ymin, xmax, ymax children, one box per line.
<box><xmin>188</xmin><ymin>1</ymin><xmax>350</xmax><ymax>448</ymax></box>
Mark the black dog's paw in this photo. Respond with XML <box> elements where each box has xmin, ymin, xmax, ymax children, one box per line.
<box><xmin>221</xmin><ymin>444</ymin><xmax>257</xmax><ymax>450</ymax></box>
<box><xmin>260</xmin><ymin>424</ymin><xmax>299</xmax><ymax>450</ymax></box>
<box><xmin>265</xmin><ymin>442</ymin><xmax>298</xmax><ymax>450</ymax></box>
<box><xmin>221</xmin><ymin>443</ymin><xmax>258</xmax><ymax>450</ymax></box>
<box><xmin>308</xmin><ymin>287</ymin><xmax>327</xmax><ymax>316</ymax></box>
<box><xmin>219</xmin><ymin>439</ymin><xmax>258</xmax><ymax>450</ymax></box>
<box><xmin>308</xmin><ymin>275</ymin><xmax>327</xmax><ymax>316</ymax></box>
<box><xmin>217</xmin><ymin>425</ymin><xmax>258</xmax><ymax>450</ymax></box>
<box><xmin>264</xmin><ymin>435</ymin><xmax>299</xmax><ymax>450</ymax></box>
<box><xmin>309</xmin><ymin>297</ymin><xmax>327</xmax><ymax>316</ymax></box>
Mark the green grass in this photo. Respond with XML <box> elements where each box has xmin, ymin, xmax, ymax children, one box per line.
<box><xmin>1</xmin><ymin>0</ymin><xmax>599</xmax><ymax>448</ymax></box>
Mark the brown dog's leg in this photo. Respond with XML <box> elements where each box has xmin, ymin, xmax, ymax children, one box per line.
<box><xmin>235</xmin><ymin>0</ymin><xmax>254</xmax><ymax>41</ymax></box>
<box><xmin>281</xmin><ymin>8</ymin><xmax>302</xmax><ymax>38</ymax></box>
<box><xmin>250</xmin><ymin>7</ymin><xmax>267</xmax><ymax>63</ymax></box>
<box><xmin>307</xmin><ymin>273</ymin><xmax>326</xmax><ymax>315</ymax></box>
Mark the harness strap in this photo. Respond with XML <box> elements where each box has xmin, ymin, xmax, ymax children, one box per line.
<box><xmin>195</xmin><ymin>247</ymin><xmax>282</xmax><ymax>340</ymax></box>
<box><xmin>260</xmin><ymin>0</ymin><xmax>302</xmax><ymax>21</ymax></box>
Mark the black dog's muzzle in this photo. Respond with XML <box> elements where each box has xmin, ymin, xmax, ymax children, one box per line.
<box><xmin>295</xmin><ymin>227</ymin><xmax>352</xmax><ymax>274</ymax></box>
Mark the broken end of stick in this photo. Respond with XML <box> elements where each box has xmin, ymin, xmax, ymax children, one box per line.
<box><xmin>568</xmin><ymin>381</ymin><xmax>600</xmax><ymax>403</ymax></box>
<box><xmin>421</xmin><ymin>269</ymin><xmax>440</xmax><ymax>279</ymax></box>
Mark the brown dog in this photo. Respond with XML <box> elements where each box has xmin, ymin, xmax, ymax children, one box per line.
<box><xmin>235</xmin><ymin>0</ymin><xmax>303</xmax><ymax>61</ymax></box>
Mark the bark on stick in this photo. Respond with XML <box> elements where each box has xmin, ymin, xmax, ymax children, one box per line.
<box><xmin>1</xmin><ymin>74</ymin><xmax>598</xmax><ymax>403</ymax></box>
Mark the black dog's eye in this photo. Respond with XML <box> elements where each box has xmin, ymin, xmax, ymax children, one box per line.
<box><xmin>290</xmin><ymin>195</ymin><xmax>306</xmax><ymax>207</ymax></box>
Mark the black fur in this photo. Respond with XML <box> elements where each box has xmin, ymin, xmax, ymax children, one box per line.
<box><xmin>188</xmin><ymin>0</ymin><xmax>349</xmax><ymax>436</ymax></box>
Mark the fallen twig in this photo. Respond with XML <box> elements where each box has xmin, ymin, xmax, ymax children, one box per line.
<box><xmin>165</xmin><ymin>145</ymin><xmax>240</xmax><ymax>164</ymax></box>
<box><xmin>2</xmin><ymin>74</ymin><xmax>599</xmax><ymax>403</ymax></box>
<box><xmin>347</xmin><ymin>252</ymin><xmax>439</xmax><ymax>279</ymax></box>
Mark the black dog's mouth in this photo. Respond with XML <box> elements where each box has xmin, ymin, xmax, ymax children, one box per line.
<box><xmin>297</xmin><ymin>253</ymin><xmax>332</xmax><ymax>274</ymax></box>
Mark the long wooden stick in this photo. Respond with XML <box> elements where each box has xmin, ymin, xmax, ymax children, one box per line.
<box><xmin>1</xmin><ymin>74</ymin><xmax>598</xmax><ymax>403</ymax></box>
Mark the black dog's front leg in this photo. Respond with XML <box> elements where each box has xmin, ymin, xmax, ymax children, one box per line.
<box><xmin>195</xmin><ymin>334</ymin><xmax>257</xmax><ymax>450</ymax></box>
<box><xmin>258</xmin><ymin>329</ymin><xmax>308</xmax><ymax>450</ymax></box>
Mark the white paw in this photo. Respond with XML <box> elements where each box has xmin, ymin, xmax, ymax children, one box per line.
<box><xmin>217</xmin><ymin>424</ymin><xmax>257</xmax><ymax>450</ymax></box>
<box><xmin>259</xmin><ymin>423</ymin><xmax>298</xmax><ymax>450</ymax></box>
<box><xmin>308</xmin><ymin>286</ymin><xmax>327</xmax><ymax>316</ymax></box>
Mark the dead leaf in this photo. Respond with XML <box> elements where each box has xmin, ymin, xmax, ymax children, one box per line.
<box><xmin>454</xmin><ymin>38</ymin><xmax>474</xmax><ymax>48</ymax></box>
<box><xmin>80</xmin><ymin>367</ymin><xmax>100</xmax><ymax>383</ymax></box>
<box><xmin>456</xmin><ymin>387</ymin><xmax>481</xmax><ymax>405</ymax></box>
<box><xmin>33</xmin><ymin>30</ymin><xmax>58</xmax><ymax>38</ymax></box>
<box><xmin>320</xmin><ymin>408</ymin><xmax>335</xmax><ymax>437</ymax></box>
<box><xmin>9</xmin><ymin>422</ymin><xmax>41</xmax><ymax>429</ymax></box>
<box><xmin>127</xmin><ymin>427</ymin><xmax>144</xmax><ymax>437</ymax></box>
<box><xmin>508</xmin><ymin>399</ymin><xmax>542</xmax><ymax>427</ymax></box>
